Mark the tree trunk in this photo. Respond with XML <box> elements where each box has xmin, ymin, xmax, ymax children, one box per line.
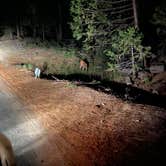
<box><xmin>132</xmin><ymin>0</ymin><xmax>139</xmax><ymax>29</ymax></box>
<box><xmin>32</xmin><ymin>6</ymin><xmax>37</xmax><ymax>39</ymax></box>
<box><xmin>20</xmin><ymin>24</ymin><xmax>24</xmax><ymax>38</ymax></box>
<box><xmin>16</xmin><ymin>24</ymin><xmax>20</xmax><ymax>39</ymax></box>
<box><xmin>57</xmin><ymin>24</ymin><xmax>62</xmax><ymax>41</ymax></box>
<box><xmin>42</xmin><ymin>24</ymin><xmax>45</xmax><ymax>41</ymax></box>
<box><xmin>9</xmin><ymin>27</ymin><xmax>13</xmax><ymax>40</ymax></box>
<box><xmin>33</xmin><ymin>26</ymin><xmax>37</xmax><ymax>39</ymax></box>
<box><xmin>57</xmin><ymin>2</ymin><xmax>63</xmax><ymax>41</ymax></box>
<box><xmin>131</xmin><ymin>47</ymin><xmax>136</xmax><ymax>78</ymax></box>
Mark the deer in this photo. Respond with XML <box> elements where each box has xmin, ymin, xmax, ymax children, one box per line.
<box><xmin>79</xmin><ymin>59</ymin><xmax>89</xmax><ymax>71</ymax></box>
<box><xmin>0</xmin><ymin>133</ymin><xmax>16</xmax><ymax>166</ymax></box>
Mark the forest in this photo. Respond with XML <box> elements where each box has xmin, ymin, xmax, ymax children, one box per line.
<box><xmin>0</xmin><ymin>0</ymin><xmax>165</xmax><ymax>166</ymax></box>
<box><xmin>0</xmin><ymin>0</ymin><xmax>165</xmax><ymax>81</ymax></box>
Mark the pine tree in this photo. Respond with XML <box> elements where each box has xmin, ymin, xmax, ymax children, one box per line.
<box><xmin>70</xmin><ymin>0</ymin><xmax>137</xmax><ymax>56</ymax></box>
<box><xmin>70</xmin><ymin>0</ymin><xmax>112</xmax><ymax>58</ymax></box>
<box><xmin>70</xmin><ymin>0</ymin><xmax>150</xmax><ymax>75</ymax></box>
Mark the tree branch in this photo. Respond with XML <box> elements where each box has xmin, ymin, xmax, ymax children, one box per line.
<box><xmin>111</xmin><ymin>16</ymin><xmax>134</xmax><ymax>24</ymax></box>
<box><xmin>111</xmin><ymin>7</ymin><xmax>133</xmax><ymax>15</ymax></box>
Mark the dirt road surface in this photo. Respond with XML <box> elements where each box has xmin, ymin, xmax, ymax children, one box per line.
<box><xmin>0</xmin><ymin>77</ymin><xmax>47</xmax><ymax>165</ymax></box>
<box><xmin>0</xmin><ymin>41</ymin><xmax>166</xmax><ymax>166</ymax></box>
<box><xmin>0</xmin><ymin>64</ymin><xmax>166</xmax><ymax>166</ymax></box>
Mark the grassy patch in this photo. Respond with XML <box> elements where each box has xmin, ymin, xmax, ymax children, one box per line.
<box><xmin>11</xmin><ymin>39</ymin><xmax>126</xmax><ymax>82</ymax></box>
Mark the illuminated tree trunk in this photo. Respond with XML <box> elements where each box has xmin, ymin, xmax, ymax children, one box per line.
<box><xmin>16</xmin><ymin>24</ymin><xmax>20</xmax><ymax>39</ymax></box>
<box><xmin>132</xmin><ymin>0</ymin><xmax>139</xmax><ymax>29</ymax></box>
<box><xmin>20</xmin><ymin>20</ymin><xmax>24</xmax><ymax>38</ymax></box>
<box><xmin>9</xmin><ymin>27</ymin><xmax>13</xmax><ymax>39</ymax></box>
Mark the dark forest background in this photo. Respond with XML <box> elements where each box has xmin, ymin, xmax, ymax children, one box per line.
<box><xmin>0</xmin><ymin>0</ymin><xmax>165</xmax><ymax>43</ymax></box>
<box><xmin>0</xmin><ymin>0</ymin><xmax>166</xmax><ymax>80</ymax></box>
<box><xmin>0</xmin><ymin>0</ymin><xmax>71</xmax><ymax>41</ymax></box>
<box><xmin>0</xmin><ymin>0</ymin><xmax>165</xmax><ymax>97</ymax></box>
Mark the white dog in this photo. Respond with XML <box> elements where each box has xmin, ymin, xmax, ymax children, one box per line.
<box><xmin>0</xmin><ymin>133</ymin><xmax>15</xmax><ymax>166</ymax></box>
<box><xmin>34</xmin><ymin>67</ymin><xmax>41</xmax><ymax>78</ymax></box>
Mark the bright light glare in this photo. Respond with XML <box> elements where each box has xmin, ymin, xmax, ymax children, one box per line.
<box><xmin>3</xmin><ymin>118</ymin><xmax>46</xmax><ymax>156</ymax></box>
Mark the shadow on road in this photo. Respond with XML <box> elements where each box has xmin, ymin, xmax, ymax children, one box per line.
<box><xmin>41</xmin><ymin>73</ymin><xmax>166</xmax><ymax>109</ymax></box>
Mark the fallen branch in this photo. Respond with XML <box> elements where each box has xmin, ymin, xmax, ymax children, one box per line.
<box><xmin>51</xmin><ymin>75</ymin><xmax>60</xmax><ymax>81</ymax></box>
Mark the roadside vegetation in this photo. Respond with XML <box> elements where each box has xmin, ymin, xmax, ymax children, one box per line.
<box><xmin>0</xmin><ymin>0</ymin><xmax>165</xmax><ymax>93</ymax></box>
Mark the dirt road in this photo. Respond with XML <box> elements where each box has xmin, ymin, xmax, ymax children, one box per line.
<box><xmin>0</xmin><ymin>77</ymin><xmax>48</xmax><ymax>165</ymax></box>
<box><xmin>0</xmin><ymin>64</ymin><xmax>166</xmax><ymax>166</ymax></box>
<box><xmin>0</xmin><ymin>40</ymin><xmax>165</xmax><ymax>165</ymax></box>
